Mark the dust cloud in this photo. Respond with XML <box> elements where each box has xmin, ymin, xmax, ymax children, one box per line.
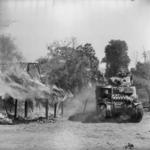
<box><xmin>63</xmin><ymin>87</ymin><xmax>100</xmax><ymax>122</ymax></box>
<box><xmin>67</xmin><ymin>86</ymin><xmax>132</xmax><ymax>123</ymax></box>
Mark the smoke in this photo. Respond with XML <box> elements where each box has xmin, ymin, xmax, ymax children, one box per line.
<box><xmin>0</xmin><ymin>35</ymin><xmax>23</xmax><ymax>63</ymax></box>
<box><xmin>0</xmin><ymin>64</ymin><xmax>51</xmax><ymax>101</ymax></box>
<box><xmin>0</xmin><ymin>35</ymin><xmax>51</xmax><ymax>103</ymax></box>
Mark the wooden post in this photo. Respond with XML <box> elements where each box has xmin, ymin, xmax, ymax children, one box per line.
<box><xmin>54</xmin><ymin>103</ymin><xmax>57</xmax><ymax>118</ymax></box>
<box><xmin>24</xmin><ymin>100</ymin><xmax>28</xmax><ymax>118</ymax></box>
<box><xmin>83</xmin><ymin>99</ymin><xmax>88</xmax><ymax>113</ymax></box>
<box><xmin>14</xmin><ymin>99</ymin><xmax>18</xmax><ymax>119</ymax></box>
<box><xmin>4</xmin><ymin>100</ymin><xmax>8</xmax><ymax>115</ymax></box>
<box><xmin>45</xmin><ymin>99</ymin><xmax>49</xmax><ymax>120</ymax></box>
<box><xmin>61</xmin><ymin>102</ymin><xmax>64</xmax><ymax>117</ymax></box>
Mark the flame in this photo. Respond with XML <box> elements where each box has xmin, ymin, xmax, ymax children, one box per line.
<box><xmin>0</xmin><ymin>63</ymin><xmax>51</xmax><ymax>102</ymax></box>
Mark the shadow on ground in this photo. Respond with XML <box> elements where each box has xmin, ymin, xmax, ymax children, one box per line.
<box><xmin>68</xmin><ymin>111</ymin><xmax>134</xmax><ymax>123</ymax></box>
<box><xmin>13</xmin><ymin>116</ymin><xmax>55</xmax><ymax>124</ymax></box>
<box><xmin>0</xmin><ymin>113</ymin><xmax>55</xmax><ymax>125</ymax></box>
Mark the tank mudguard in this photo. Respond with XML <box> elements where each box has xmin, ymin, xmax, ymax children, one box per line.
<box><xmin>133</xmin><ymin>102</ymin><xmax>141</xmax><ymax>106</ymax></box>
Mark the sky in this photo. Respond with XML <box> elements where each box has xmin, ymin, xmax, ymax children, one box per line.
<box><xmin>0</xmin><ymin>0</ymin><xmax>150</xmax><ymax>68</ymax></box>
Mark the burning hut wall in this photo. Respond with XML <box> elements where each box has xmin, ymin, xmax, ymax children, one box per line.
<box><xmin>0</xmin><ymin>62</ymin><xmax>72</xmax><ymax>119</ymax></box>
<box><xmin>0</xmin><ymin>62</ymin><xmax>51</xmax><ymax>118</ymax></box>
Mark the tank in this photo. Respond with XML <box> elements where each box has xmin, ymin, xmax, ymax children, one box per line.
<box><xmin>95</xmin><ymin>72</ymin><xmax>143</xmax><ymax>122</ymax></box>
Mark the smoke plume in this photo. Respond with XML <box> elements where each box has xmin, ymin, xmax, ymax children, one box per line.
<box><xmin>0</xmin><ymin>35</ymin><xmax>51</xmax><ymax>103</ymax></box>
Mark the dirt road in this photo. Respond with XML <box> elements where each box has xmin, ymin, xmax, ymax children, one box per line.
<box><xmin>0</xmin><ymin>112</ymin><xmax>150</xmax><ymax>150</ymax></box>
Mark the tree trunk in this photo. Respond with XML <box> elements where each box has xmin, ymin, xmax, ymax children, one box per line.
<box><xmin>144</xmin><ymin>87</ymin><xmax>150</xmax><ymax>111</ymax></box>
<box><xmin>24</xmin><ymin>100</ymin><xmax>28</xmax><ymax>118</ymax></box>
<box><xmin>14</xmin><ymin>99</ymin><xmax>18</xmax><ymax>119</ymax></box>
<box><xmin>54</xmin><ymin>103</ymin><xmax>57</xmax><ymax>118</ymax></box>
<box><xmin>45</xmin><ymin>99</ymin><xmax>49</xmax><ymax>120</ymax></box>
<box><xmin>147</xmin><ymin>93</ymin><xmax>150</xmax><ymax>111</ymax></box>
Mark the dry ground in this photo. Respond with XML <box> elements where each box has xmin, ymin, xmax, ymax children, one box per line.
<box><xmin>0</xmin><ymin>112</ymin><xmax>150</xmax><ymax>150</ymax></box>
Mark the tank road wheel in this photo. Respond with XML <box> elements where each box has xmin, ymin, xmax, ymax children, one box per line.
<box><xmin>135</xmin><ymin>104</ymin><xmax>144</xmax><ymax>122</ymax></box>
<box><xmin>98</xmin><ymin>104</ymin><xmax>107</xmax><ymax>120</ymax></box>
<box><xmin>131</xmin><ymin>104</ymin><xmax>143</xmax><ymax>122</ymax></box>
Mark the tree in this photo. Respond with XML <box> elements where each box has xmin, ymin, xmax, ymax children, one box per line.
<box><xmin>102</xmin><ymin>40</ymin><xmax>130</xmax><ymax>77</ymax></box>
<box><xmin>134</xmin><ymin>62</ymin><xmax>150</xmax><ymax>80</ymax></box>
<box><xmin>131</xmin><ymin>62</ymin><xmax>150</xmax><ymax>110</ymax></box>
<box><xmin>38</xmin><ymin>40</ymin><xmax>100</xmax><ymax>93</ymax></box>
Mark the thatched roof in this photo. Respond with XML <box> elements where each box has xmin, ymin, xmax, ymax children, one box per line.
<box><xmin>0</xmin><ymin>63</ymin><xmax>51</xmax><ymax>101</ymax></box>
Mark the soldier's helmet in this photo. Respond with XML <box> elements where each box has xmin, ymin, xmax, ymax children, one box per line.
<box><xmin>117</xmin><ymin>68</ymin><xmax>129</xmax><ymax>78</ymax></box>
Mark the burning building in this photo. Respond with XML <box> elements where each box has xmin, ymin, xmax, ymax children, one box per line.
<box><xmin>0</xmin><ymin>62</ymin><xmax>51</xmax><ymax>120</ymax></box>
